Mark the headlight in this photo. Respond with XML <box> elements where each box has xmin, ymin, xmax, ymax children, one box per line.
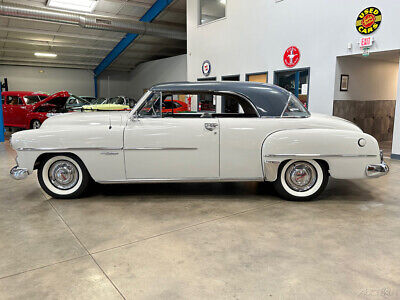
<box><xmin>46</xmin><ymin>113</ymin><xmax>58</xmax><ymax>117</ymax></box>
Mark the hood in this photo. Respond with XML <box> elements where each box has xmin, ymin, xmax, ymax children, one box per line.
<box><xmin>82</xmin><ymin>103</ymin><xmax>130</xmax><ymax>111</ymax></box>
<box><xmin>307</xmin><ymin>113</ymin><xmax>362</xmax><ymax>132</ymax></box>
<box><xmin>41</xmin><ymin>111</ymin><xmax>130</xmax><ymax>129</ymax></box>
<box><xmin>33</xmin><ymin>91</ymin><xmax>70</xmax><ymax>110</ymax></box>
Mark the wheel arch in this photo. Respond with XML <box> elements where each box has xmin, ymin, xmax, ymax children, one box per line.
<box><xmin>29</xmin><ymin>118</ymin><xmax>40</xmax><ymax>129</ymax></box>
<box><xmin>34</xmin><ymin>152</ymin><xmax>93</xmax><ymax>180</ymax></box>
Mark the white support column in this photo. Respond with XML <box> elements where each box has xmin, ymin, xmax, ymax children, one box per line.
<box><xmin>391</xmin><ymin>57</ymin><xmax>400</xmax><ymax>159</ymax></box>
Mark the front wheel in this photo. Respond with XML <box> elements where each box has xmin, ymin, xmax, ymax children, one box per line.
<box><xmin>273</xmin><ymin>160</ymin><xmax>329</xmax><ymax>201</ymax></box>
<box><xmin>38</xmin><ymin>155</ymin><xmax>90</xmax><ymax>199</ymax></box>
<box><xmin>31</xmin><ymin>119</ymin><xmax>41</xmax><ymax>129</ymax></box>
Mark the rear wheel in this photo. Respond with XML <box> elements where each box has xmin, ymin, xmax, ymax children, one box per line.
<box><xmin>38</xmin><ymin>155</ymin><xmax>90</xmax><ymax>199</ymax></box>
<box><xmin>31</xmin><ymin>119</ymin><xmax>41</xmax><ymax>129</ymax></box>
<box><xmin>273</xmin><ymin>159</ymin><xmax>329</xmax><ymax>201</ymax></box>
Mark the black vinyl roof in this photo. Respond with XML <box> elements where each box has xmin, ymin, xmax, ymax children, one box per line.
<box><xmin>150</xmin><ymin>81</ymin><xmax>291</xmax><ymax>117</ymax></box>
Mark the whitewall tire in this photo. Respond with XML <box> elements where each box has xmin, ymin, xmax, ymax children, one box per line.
<box><xmin>273</xmin><ymin>160</ymin><xmax>329</xmax><ymax>201</ymax></box>
<box><xmin>38</xmin><ymin>155</ymin><xmax>90</xmax><ymax>199</ymax></box>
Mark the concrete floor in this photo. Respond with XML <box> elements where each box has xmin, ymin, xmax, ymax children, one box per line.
<box><xmin>1</xmin><ymin>140</ymin><xmax>400</xmax><ymax>300</ymax></box>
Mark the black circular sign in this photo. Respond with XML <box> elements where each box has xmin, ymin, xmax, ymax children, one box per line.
<box><xmin>202</xmin><ymin>60</ymin><xmax>211</xmax><ymax>77</ymax></box>
<box><xmin>356</xmin><ymin>7</ymin><xmax>382</xmax><ymax>35</ymax></box>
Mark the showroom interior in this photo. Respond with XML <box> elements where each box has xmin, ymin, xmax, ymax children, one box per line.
<box><xmin>0</xmin><ymin>0</ymin><xmax>400</xmax><ymax>299</ymax></box>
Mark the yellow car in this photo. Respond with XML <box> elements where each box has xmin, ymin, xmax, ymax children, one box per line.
<box><xmin>82</xmin><ymin>96</ymin><xmax>136</xmax><ymax>111</ymax></box>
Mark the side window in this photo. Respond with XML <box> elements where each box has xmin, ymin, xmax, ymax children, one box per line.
<box><xmin>159</xmin><ymin>92</ymin><xmax>258</xmax><ymax>118</ymax></box>
<box><xmin>6</xmin><ymin>96</ymin><xmax>21</xmax><ymax>105</ymax></box>
<box><xmin>198</xmin><ymin>93</ymin><xmax>216</xmax><ymax>112</ymax></box>
<box><xmin>162</xmin><ymin>93</ymin><xmax>200</xmax><ymax>117</ymax></box>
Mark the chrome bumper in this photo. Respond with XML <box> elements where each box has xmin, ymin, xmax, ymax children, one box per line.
<box><xmin>366</xmin><ymin>151</ymin><xmax>389</xmax><ymax>177</ymax></box>
<box><xmin>10</xmin><ymin>166</ymin><xmax>29</xmax><ymax>180</ymax></box>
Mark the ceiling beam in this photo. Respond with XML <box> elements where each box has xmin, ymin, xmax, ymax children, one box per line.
<box><xmin>94</xmin><ymin>0</ymin><xmax>177</xmax><ymax>77</ymax></box>
<box><xmin>0</xmin><ymin>48</ymin><xmax>105</xmax><ymax>59</ymax></box>
<box><xmin>0</xmin><ymin>44</ymin><xmax>178</xmax><ymax>59</ymax></box>
<box><xmin>0</xmin><ymin>37</ymin><xmax>114</xmax><ymax>51</ymax></box>
<box><xmin>0</xmin><ymin>36</ymin><xmax>186</xmax><ymax>51</ymax></box>
<box><xmin>0</xmin><ymin>26</ymin><xmax>123</xmax><ymax>43</ymax></box>
<box><xmin>0</xmin><ymin>56</ymin><xmax>98</xmax><ymax>66</ymax></box>
<box><xmin>0</xmin><ymin>60</ymin><xmax>131</xmax><ymax>71</ymax></box>
<box><xmin>0</xmin><ymin>61</ymin><xmax>95</xmax><ymax>70</ymax></box>
<box><xmin>103</xmin><ymin>0</ymin><xmax>186</xmax><ymax>14</ymax></box>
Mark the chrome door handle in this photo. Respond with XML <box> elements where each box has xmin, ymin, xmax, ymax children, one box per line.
<box><xmin>205</xmin><ymin>123</ymin><xmax>218</xmax><ymax>131</ymax></box>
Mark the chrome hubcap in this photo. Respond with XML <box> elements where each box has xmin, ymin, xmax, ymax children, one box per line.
<box><xmin>285</xmin><ymin>162</ymin><xmax>317</xmax><ymax>192</ymax></box>
<box><xmin>48</xmin><ymin>160</ymin><xmax>79</xmax><ymax>190</ymax></box>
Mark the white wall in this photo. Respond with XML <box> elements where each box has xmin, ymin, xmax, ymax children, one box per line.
<box><xmin>187</xmin><ymin>0</ymin><xmax>400</xmax><ymax>156</ymax></box>
<box><xmin>0</xmin><ymin>64</ymin><xmax>133</xmax><ymax>98</ymax></box>
<box><xmin>334</xmin><ymin>57</ymin><xmax>399</xmax><ymax>101</ymax></box>
<box><xmin>187</xmin><ymin>0</ymin><xmax>400</xmax><ymax>113</ymax></box>
<box><xmin>392</xmin><ymin>58</ymin><xmax>400</xmax><ymax>156</ymax></box>
<box><xmin>97</xmin><ymin>70</ymin><xmax>131</xmax><ymax>98</ymax></box>
<box><xmin>128</xmin><ymin>54</ymin><xmax>187</xmax><ymax>100</ymax></box>
<box><xmin>0</xmin><ymin>65</ymin><xmax>95</xmax><ymax>95</ymax></box>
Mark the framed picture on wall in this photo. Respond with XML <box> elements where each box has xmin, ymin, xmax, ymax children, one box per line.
<box><xmin>340</xmin><ymin>74</ymin><xmax>349</xmax><ymax>91</ymax></box>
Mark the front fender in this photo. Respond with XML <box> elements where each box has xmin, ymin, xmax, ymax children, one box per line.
<box><xmin>10</xmin><ymin>125</ymin><xmax>126</xmax><ymax>181</ymax></box>
<box><xmin>262</xmin><ymin>129</ymin><xmax>381</xmax><ymax>181</ymax></box>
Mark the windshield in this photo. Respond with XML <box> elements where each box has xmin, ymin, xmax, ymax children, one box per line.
<box><xmin>81</xmin><ymin>96</ymin><xmax>96</xmax><ymax>102</ymax></box>
<box><xmin>281</xmin><ymin>94</ymin><xmax>310</xmax><ymax>117</ymax></box>
<box><xmin>92</xmin><ymin>98</ymin><xmax>106</xmax><ymax>104</ymax></box>
<box><xmin>138</xmin><ymin>92</ymin><xmax>161</xmax><ymax>117</ymax></box>
<box><xmin>23</xmin><ymin>95</ymin><xmax>47</xmax><ymax>104</ymax></box>
<box><xmin>107</xmin><ymin>97</ymin><xmax>126</xmax><ymax>105</ymax></box>
<box><xmin>68</xmin><ymin>95</ymin><xmax>90</xmax><ymax>105</ymax></box>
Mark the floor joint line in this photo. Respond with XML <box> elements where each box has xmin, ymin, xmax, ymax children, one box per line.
<box><xmin>92</xmin><ymin>200</ymin><xmax>284</xmax><ymax>255</ymax></box>
<box><xmin>48</xmin><ymin>200</ymin><xmax>126</xmax><ymax>300</ymax></box>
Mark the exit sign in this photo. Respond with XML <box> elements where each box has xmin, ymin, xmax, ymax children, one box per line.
<box><xmin>360</xmin><ymin>36</ymin><xmax>374</xmax><ymax>48</ymax></box>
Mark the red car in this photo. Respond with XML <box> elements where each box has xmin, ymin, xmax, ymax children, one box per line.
<box><xmin>2</xmin><ymin>91</ymin><xmax>70</xmax><ymax>129</ymax></box>
<box><xmin>162</xmin><ymin>99</ymin><xmax>190</xmax><ymax>113</ymax></box>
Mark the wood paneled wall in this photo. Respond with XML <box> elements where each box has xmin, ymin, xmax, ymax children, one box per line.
<box><xmin>333</xmin><ymin>100</ymin><xmax>396</xmax><ymax>142</ymax></box>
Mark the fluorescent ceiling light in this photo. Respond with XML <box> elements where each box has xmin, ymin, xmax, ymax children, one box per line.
<box><xmin>35</xmin><ymin>52</ymin><xmax>58</xmax><ymax>58</ymax></box>
<box><xmin>47</xmin><ymin>0</ymin><xmax>98</xmax><ymax>13</ymax></box>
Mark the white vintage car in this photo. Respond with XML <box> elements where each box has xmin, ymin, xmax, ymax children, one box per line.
<box><xmin>10</xmin><ymin>82</ymin><xmax>388</xmax><ymax>200</ymax></box>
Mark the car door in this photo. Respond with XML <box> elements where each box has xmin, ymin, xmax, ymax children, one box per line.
<box><xmin>5</xmin><ymin>96</ymin><xmax>25</xmax><ymax>127</ymax></box>
<box><xmin>124</xmin><ymin>92</ymin><xmax>220</xmax><ymax>180</ymax></box>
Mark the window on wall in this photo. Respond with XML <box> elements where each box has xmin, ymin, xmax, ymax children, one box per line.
<box><xmin>200</xmin><ymin>0</ymin><xmax>226</xmax><ymax>25</ymax></box>
<box><xmin>274</xmin><ymin>69</ymin><xmax>310</xmax><ymax>108</ymax></box>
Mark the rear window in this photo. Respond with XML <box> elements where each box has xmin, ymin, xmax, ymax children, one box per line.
<box><xmin>282</xmin><ymin>95</ymin><xmax>310</xmax><ymax>118</ymax></box>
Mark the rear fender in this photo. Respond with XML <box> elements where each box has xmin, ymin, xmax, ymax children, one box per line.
<box><xmin>262</xmin><ymin>129</ymin><xmax>381</xmax><ymax>181</ymax></box>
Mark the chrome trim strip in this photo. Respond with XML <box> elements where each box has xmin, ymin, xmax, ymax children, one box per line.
<box><xmin>280</xmin><ymin>94</ymin><xmax>291</xmax><ymax>117</ymax></box>
<box><xmin>100</xmin><ymin>152</ymin><xmax>119</xmax><ymax>155</ymax></box>
<box><xmin>98</xmin><ymin>177</ymin><xmax>263</xmax><ymax>184</ymax></box>
<box><xmin>16</xmin><ymin>147</ymin><xmax>122</xmax><ymax>151</ymax></box>
<box><xmin>124</xmin><ymin>147</ymin><xmax>198</xmax><ymax>151</ymax></box>
<box><xmin>264</xmin><ymin>154</ymin><xmax>378</xmax><ymax>158</ymax></box>
<box><xmin>16</xmin><ymin>146</ymin><xmax>198</xmax><ymax>151</ymax></box>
